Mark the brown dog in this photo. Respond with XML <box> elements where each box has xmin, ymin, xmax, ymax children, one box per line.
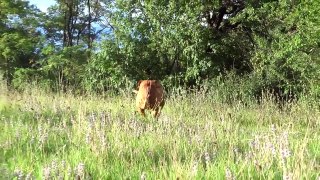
<box><xmin>133</xmin><ymin>80</ymin><xmax>165</xmax><ymax>118</ymax></box>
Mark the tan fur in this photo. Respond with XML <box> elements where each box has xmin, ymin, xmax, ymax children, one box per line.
<box><xmin>134</xmin><ymin>80</ymin><xmax>165</xmax><ymax>118</ymax></box>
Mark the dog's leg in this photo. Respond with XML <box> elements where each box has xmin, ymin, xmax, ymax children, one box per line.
<box><xmin>152</xmin><ymin>107</ymin><xmax>160</xmax><ymax>118</ymax></box>
<box><xmin>138</xmin><ymin>108</ymin><xmax>146</xmax><ymax>117</ymax></box>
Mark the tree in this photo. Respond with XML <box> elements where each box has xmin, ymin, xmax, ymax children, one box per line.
<box><xmin>44</xmin><ymin>0</ymin><xmax>112</xmax><ymax>49</ymax></box>
<box><xmin>240</xmin><ymin>0</ymin><xmax>320</xmax><ymax>96</ymax></box>
<box><xmin>108</xmin><ymin>0</ymin><xmax>251</xmax><ymax>85</ymax></box>
<box><xmin>36</xmin><ymin>0</ymin><xmax>114</xmax><ymax>90</ymax></box>
<box><xmin>0</xmin><ymin>0</ymin><xmax>42</xmax><ymax>86</ymax></box>
<box><xmin>1</xmin><ymin>0</ymin><xmax>319</xmax><ymax>97</ymax></box>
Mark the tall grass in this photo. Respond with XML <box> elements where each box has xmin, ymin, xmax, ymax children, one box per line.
<box><xmin>0</xmin><ymin>81</ymin><xmax>319</xmax><ymax>179</ymax></box>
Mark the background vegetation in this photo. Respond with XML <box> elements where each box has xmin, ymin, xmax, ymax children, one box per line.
<box><xmin>0</xmin><ymin>0</ymin><xmax>319</xmax><ymax>98</ymax></box>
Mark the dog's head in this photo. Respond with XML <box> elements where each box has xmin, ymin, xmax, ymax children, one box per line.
<box><xmin>133</xmin><ymin>80</ymin><xmax>162</xmax><ymax>93</ymax></box>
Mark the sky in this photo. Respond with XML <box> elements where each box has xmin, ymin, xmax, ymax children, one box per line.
<box><xmin>28</xmin><ymin>0</ymin><xmax>56</xmax><ymax>12</ymax></box>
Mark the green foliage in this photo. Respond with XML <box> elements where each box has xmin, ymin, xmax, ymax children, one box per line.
<box><xmin>11</xmin><ymin>69</ymin><xmax>29</xmax><ymax>90</ymax></box>
<box><xmin>41</xmin><ymin>45</ymin><xmax>88</xmax><ymax>90</ymax></box>
<box><xmin>110</xmin><ymin>0</ymin><xmax>218</xmax><ymax>83</ymax></box>
<box><xmin>241</xmin><ymin>0</ymin><xmax>320</xmax><ymax>96</ymax></box>
<box><xmin>0</xmin><ymin>0</ymin><xmax>319</xmax><ymax>99</ymax></box>
<box><xmin>82</xmin><ymin>40</ymin><xmax>131</xmax><ymax>92</ymax></box>
<box><xmin>0</xmin><ymin>0</ymin><xmax>42</xmax><ymax>84</ymax></box>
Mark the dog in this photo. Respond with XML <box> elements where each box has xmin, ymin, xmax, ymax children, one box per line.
<box><xmin>133</xmin><ymin>80</ymin><xmax>165</xmax><ymax>118</ymax></box>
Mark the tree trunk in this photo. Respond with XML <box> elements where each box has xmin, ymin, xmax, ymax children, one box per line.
<box><xmin>87</xmin><ymin>0</ymin><xmax>92</xmax><ymax>49</ymax></box>
<box><xmin>67</xmin><ymin>4</ymin><xmax>73</xmax><ymax>46</ymax></box>
<box><xmin>63</xmin><ymin>10</ymin><xmax>68</xmax><ymax>47</ymax></box>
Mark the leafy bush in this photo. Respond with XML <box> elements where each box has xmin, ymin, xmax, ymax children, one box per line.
<box><xmin>241</xmin><ymin>1</ymin><xmax>320</xmax><ymax>98</ymax></box>
<box><xmin>81</xmin><ymin>40</ymin><xmax>132</xmax><ymax>93</ymax></box>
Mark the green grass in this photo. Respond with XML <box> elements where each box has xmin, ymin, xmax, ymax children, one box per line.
<box><xmin>0</xmin><ymin>85</ymin><xmax>319</xmax><ymax>179</ymax></box>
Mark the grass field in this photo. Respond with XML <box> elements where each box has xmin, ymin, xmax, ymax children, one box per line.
<box><xmin>0</xmin><ymin>83</ymin><xmax>319</xmax><ymax>179</ymax></box>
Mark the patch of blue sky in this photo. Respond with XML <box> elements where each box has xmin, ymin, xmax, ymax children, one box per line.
<box><xmin>28</xmin><ymin>0</ymin><xmax>56</xmax><ymax>12</ymax></box>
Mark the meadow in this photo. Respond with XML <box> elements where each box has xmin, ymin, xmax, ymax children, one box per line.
<box><xmin>0</xmin><ymin>83</ymin><xmax>319</xmax><ymax>179</ymax></box>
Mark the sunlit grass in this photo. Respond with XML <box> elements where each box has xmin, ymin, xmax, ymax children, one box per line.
<box><xmin>0</xmin><ymin>84</ymin><xmax>319</xmax><ymax>179</ymax></box>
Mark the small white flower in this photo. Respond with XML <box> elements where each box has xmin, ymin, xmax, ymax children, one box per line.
<box><xmin>76</xmin><ymin>163</ymin><xmax>85</xmax><ymax>177</ymax></box>
<box><xmin>43</xmin><ymin>166</ymin><xmax>51</xmax><ymax>179</ymax></box>
<box><xmin>140</xmin><ymin>171</ymin><xmax>146</xmax><ymax>180</ymax></box>
<box><xmin>225</xmin><ymin>168</ymin><xmax>235</xmax><ymax>180</ymax></box>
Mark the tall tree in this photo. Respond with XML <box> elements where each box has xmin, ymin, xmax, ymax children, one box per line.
<box><xmin>109</xmin><ymin>0</ymin><xmax>250</xmax><ymax>84</ymax></box>
<box><xmin>37</xmin><ymin>0</ymin><xmax>114</xmax><ymax>89</ymax></box>
<box><xmin>0</xmin><ymin>0</ymin><xmax>42</xmax><ymax>86</ymax></box>
<box><xmin>44</xmin><ymin>0</ymin><xmax>112</xmax><ymax>49</ymax></box>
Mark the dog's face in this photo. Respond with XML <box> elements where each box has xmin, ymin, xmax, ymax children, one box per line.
<box><xmin>135</xmin><ymin>80</ymin><xmax>165</xmax><ymax>118</ymax></box>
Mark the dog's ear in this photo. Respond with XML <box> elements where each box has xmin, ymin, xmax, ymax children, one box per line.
<box><xmin>155</xmin><ymin>80</ymin><xmax>163</xmax><ymax>88</ymax></box>
<box><xmin>137</xmin><ymin>80</ymin><xmax>142</xmax><ymax>89</ymax></box>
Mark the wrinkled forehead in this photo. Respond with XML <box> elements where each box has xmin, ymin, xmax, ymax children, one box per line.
<box><xmin>137</xmin><ymin>80</ymin><xmax>160</xmax><ymax>87</ymax></box>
